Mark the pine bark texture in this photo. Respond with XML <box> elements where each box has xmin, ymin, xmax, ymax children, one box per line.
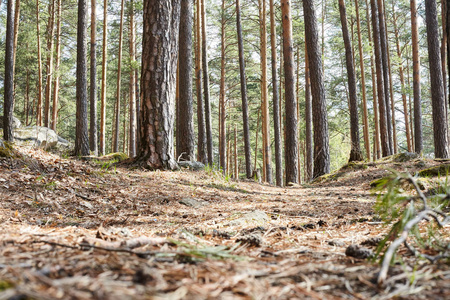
<box><xmin>370</xmin><ymin>0</ymin><xmax>390</xmax><ymax>157</ymax></box>
<box><xmin>12</xmin><ymin>0</ymin><xmax>20</xmax><ymax>79</ymax></box>
<box><xmin>90</xmin><ymin>0</ymin><xmax>98</xmax><ymax>155</ymax></box>
<box><xmin>236</xmin><ymin>0</ymin><xmax>252</xmax><ymax>178</ymax></box>
<box><xmin>411</xmin><ymin>0</ymin><xmax>423</xmax><ymax>154</ymax></box>
<box><xmin>129</xmin><ymin>0</ymin><xmax>137</xmax><ymax>157</ymax></box>
<box><xmin>36</xmin><ymin>0</ymin><xmax>43</xmax><ymax>127</ymax></box>
<box><xmin>219</xmin><ymin>0</ymin><xmax>227</xmax><ymax>172</ymax></box>
<box><xmin>75</xmin><ymin>0</ymin><xmax>90</xmax><ymax>156</ymax></box>
<box><xmin>136</xmin><ymin>0</ymin><xmax>180</xmax><ymax>170</ymax></box>
<box><xmin>259</xmin><ymin>0</ymin><xmax>272</xmax><ymax>183</ymax></box>
<box><xmin>282</xmin><ymin>0</ymin><xmax>299</xmax><ymax>183</ymax></box>
<box><xmin>338</xmin><ymin>0</ymin><xmax>362</xmax><ymax>162</ymax></box>
<box><xmin>425</xmin><ymin>0</ymin><xmax>449</xmax><ymax>158</ymax></box>
<box><xmin>201</xmin><ymin>0</ymin><xmax>213</xmax><ymax>165</ymax></box>
<box><xmin>177</xmin><ymin>0</ymin><xmax>195</xmax><ymax>162</ymax></box>
<box><xmin>113</xmin><ymin>0</ymin><xmax>125</xmax><ymax>153</ymax></box>
<box><xmin>51</xmin><ymin>0</ymin><xmax>61</xmax><ymax>131</ymax></box>
<box><xmin>305</xmin><ymin>44</ymin><xmax>313</xmax><ymax>181</ymax></box>
<box><xmin>100</xmin><ymin>0</ymin><xmax>108</xmax><ymax>155</ymax></box>
<box><xmin>303</xmin><ymin>0</ymin><xmax>330</xmax><ymax>178</ymax></box>
<box><xmin>44</xmin><ymin>0</ymin><xmax>55</xmax><ymax>128</ymax></box>
<box><xmin>4</xmin><ymin>0</ymin><xmax>15</xmax><ymax>142</ymax></box>
<box><xmin>270</xmin><ymin>0</ymin><xmax>283</xmax><ymax>186</ymax></box>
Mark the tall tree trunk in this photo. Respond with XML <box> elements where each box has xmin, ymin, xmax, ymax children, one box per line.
<box><xmin>371</xmin><ymin>0</ymin><xmax>390</xmax><ymax>157</ymax></box>
<box><xmin>44</xmin><ymin>0</ymin><xmax>55</xmax><ymax>128</ymax></box>
<box><xmin>282</xmin><ymin>0</ymin><xmax>299</xmax><ymax>183</ymax></box>
<box><xmin>365</xmin><ymin>0</ymin><xmax>380</xmax><ymax>159</ymax></box>
<box><xmin>305</xmin><ymin>44</ymin><xmax>313</xmax><ymax>181</ymax></box>
<box><xmin>425</xmin><ymin>0</ymin><xmax>449</xmax><ymax>158</ymax></box>
<box><xmin>177</xmin><ymin>0</ymin><xmax>195</xmax><ymax>162</ymax></box>
<box><xmin>269</xmin><ymin>0</ymin><xmax>282</xmax><ymax>186</ymax></box>
<box><xmin>355</xmin><ymin>0</ymin><xmax>371</xmax><ymax>160</ymax></box>
<box><xmin>392</xmin><ymin>8</ymin><xmax>412</xmax><ymax>152</ymax></box>
<box><xmin>75</xmin><ymin>0</ymin><xmax>90</xmax><ymax>156</ymax></box>
<box><xmin>259</xmin><ymin>0</ymin><xmax>272</xmax><ymax>183</ymax></box>
<box><xmin>377</xmin><ymin>0</ymin><xmax>393</xmax><ymax>153</ymax></box>
<box><xmin>195</xmin><ymin>0</ymin><xmax>207</xmax><ymax>164</ymax></box>
<box><xmin>201</xmin><ymin>0</ymin><xmax>213</xmax><ymax>165</ymax></box>
<box><xmin>12</xmin><ymin>0</ymin><xmax>20</xmax><ymax>82</ymax></box>
<box><xmin>219</xmin><ymin>0</ymin><xmax>227</xmax><ymax>172</ymax></box>
<box><xmin>100</xmin><ymin>0</ymin><xmax>108</xmax><ymax>155</ymax></box>
<box><xmin>442</xmin><ymin>0</ymin><xmax>447</xmax><ymax>103</ymax></box>
<box><xmin>26</xmin><ymin>68</ymin><xmax>30</xmax><ymax>126</ymax></box>
<box><xmin>128</xmin><ymin>0</ymin><xmax>136</xmax><ymax>157</ymax></box>
<box><xmin>113</xmin><ymin>0</ymin><xmax>125</xmax><ymax>153</ymax></box>
<box><xmin>236</xmin><ymin>0</ymin><xmax>252</xmax><ymax>178</ymax></box>
<box><xmin>234</xmin><ymin>125</ymin><xmax>238</xmax><ymax>178</ymax></box>
<box><xmin>411</xmin><ymin>0</ymin><xmax>422</xmax><ymax>154</ymax></box>
<box><xmin>4</xmin><ymin>0</ymin><xmax>15</xmax><ymax>142</ymax></box>
<box><xmin>90</xmin><ymin>0</ymin><xmax>98</xmax><ymax>155</ymax></box>
<box><xmin>136</xmin><ymin>0</ymin><xmax>180</xmax><ymax>170</ymax></box>
<box><xmin>385</xmin><ymin>26</ymin><xmax>398</xmax><ymax>154</ymax></box>
<box><xmin>303</xmin><ymin>0</ymin><xmax>330</xmax><ymax>178</ymax></box>
<box><xmin>36</xmin><ymin>0</ymin><xmax>43</xmax><ymax>127</ymax></box>
<box><xmin>339</xmin><ymin>0</ymin><xmax>363</xmax><ymax>162</ymax></box>
<box><xmin>51</xmin><ymin>0</ymin><xmax>61</xmax><ymax>131</ymax></box>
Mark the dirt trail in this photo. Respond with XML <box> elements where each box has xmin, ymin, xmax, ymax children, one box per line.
<box><xmin>0</xmin><ymin>147</ymin><xmax>448</xmax><ymax>299</ymax></box>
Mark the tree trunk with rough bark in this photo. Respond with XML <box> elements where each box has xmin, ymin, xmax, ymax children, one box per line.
<box><xmin>4</xmin><ymin>0</ymin><xmax>15</xmax><ymax>142</ymax></box>
<box><xmin>75</xmin><ymin>0</ymin><xmax>90</xmax><ymax>156</ymax></box>
<box><xmin>425</xmin><ymin>0</ymin><xmax>449</xmax><ymax>158</ymax></box>
<box><xmin>128</xmin><ymin>0</ymin><xmax>136</xmax><ymax>157</ymax></box>
<box><xmin>90</xmin><ymin>0</ymin><xmax>98</xmax><ymax>155</ymax></box>
<box><xmin>135</xmin><ymin>0</ymin><xmax>180</xmax><ymax>170</ymax></box>
<box><xmin>113</xmin><ymin>0</ymin><xmax>125</xmax><ymax>153</ymax></box>
<box><xmin>51</xmin><ymin>0</ymin><xmax>61</xmax><ymax>131</ymax></box>
<box><xmin>36</xmin><ymin>0</ymin><xmax>43</xmax><ymax>127</ymax></box>
<box><xmin>411</xmin><ymin>0</ymin><xmax>422</xmax><ymax>154</ymax></box>
<box><xmin>236</xmin><ymin>0</ymin><xmax>252</xmax><ymax>178</ymax></box>
<box><xmin>100</xmin><ymin>0</ymin><xmax>108</xmax><ymax>155</ymax></box>
<box><xmin>44</xmin><ymin>0</ymin><xmax>55</xmax><ymax>128</ymax></box>
<box><xmin>339</xmin><ymin>0</ymin><xmax>362</xmax><ymax>162</ymax></box>
<box><xmin>282</xmin><ymin>0</ymin><xmax>299</xmax><ymax>183</ymax></box>
<box><xmin>177</xmin><ymin>0</ymin><xmax>195</xmax><ymax>162</ymax></box>
<box><xmin>219</xmin><ymin>0</ymin><xmax>227</xmax><ymax>172</ymax></box>
<box><xmin>303</xmin><ymin>0</ymin><xmax>329</xmax><ymax>178</ymax></box>
<box><xmin>269</xmin><ymin>0</ymin><xmax>282</xmax><ymax>186</ymax></box>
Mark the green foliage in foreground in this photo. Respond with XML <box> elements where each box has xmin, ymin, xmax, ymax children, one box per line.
<box><xmin>372</xmin><ymin>171</ymin><xmax>450</xmax><ymax>284</ymax></box>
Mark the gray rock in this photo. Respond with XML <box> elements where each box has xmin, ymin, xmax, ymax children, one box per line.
<box><xmin>178</xmin><ymin>161</ymin><xmax>205</xmax><ymax>171</ymax></box>
<box><xmin>13</xmin><ymin>126</ymin><xmax>71</xmax><ymax>150</ymax></box>
<box><xmin>345</xmin><ymin>244</ymin><xmax>374</xmax><ymax>259</ymax></box>
<box><xmin>0</xmin><ymin>116</ymin><xmax>22</xmax><ymax>129</ymax></box>
<box><xmin>327</xmin><ymin>239</ymin><xmax>346</xmax><ymax>247</ymax></box>
<box><xmin>228</xmin><ymin>210</ymin><xmax>269</xmax><ymax>227</ymax></box>
<box><xmin>179</xmin><ymin>198</ymin><xmax>208</xmax><ymax>208</ymax></box>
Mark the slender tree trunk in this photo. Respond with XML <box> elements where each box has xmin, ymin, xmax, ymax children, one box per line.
<box><xmin>282</xmin><ymin>0</ymin><xmax>299</xmax><ymax>183</ymax></box>
<box><xmin>195</xmin><ymin>0</ymin><xmax>207</xmax><ymax>164</ymax></box>
<box><xmin>44</xmin><ymin>0</ymin><xmax>55</xmax><ymax>128</ymax></box>
<box><xmin>365</xmin><ymin>0</ymin><xmax>380</xmax><ymax>159</ymax></box>
<box><xmin>392</xmin><ymin>9</ymin><xmax>412</xmax><ymax>152</ymax></box>
<box><xmin>339</xmin><ymin>0</ymin><xmax>363</xmax><ymax>162</ymax></box>
<box><xmin>4</xmin><ymin>0</ymin><xmax>15</xmax><ymax>142</ymax></box>
<box><xmin>303</xmin><ymin>0</ymin><xmax>330</xmax><ymax>178</ymax></box>
<box><xmin>269</xmin><ymin>0</ymin><xmax>282</xmax><ymax>186</ymax></box>
<box><xmin>234</xmin><ymin>126</ymin><xmax>238</xmax><ymax>178</ymax></box>
<box><xmin>442</xmin><ymin>0</ymin><xmax>447</xmax><ymax>103</ymax></box>
<box><xmin>259</xmin><ymin>0</ymin><xmax>272</xmax><ymax>183</ymax></box>
<box><xmin>36</xmin><ymin>0</ymin><xmax>43</xmax><ymax>127</ymax></box>
<box><xmin>236</xmin><ymin>0</ymin><xmax>252</xmax><ymax>178</ymax></box>
<box><xmin>51</xmin><ymin>0</ymin><xmax>61</xmax><ymax>131</ymax></box>
<box><xmin>75</xmin><ymin>0</ymin><xmax>90</xmax><ymax>156</ymax></box>
<box><xmin>177</xmin><ymin>0</ymin><xmax>195</xmax><ymax>162</ymax></box>
<box><xmin>128</xmin><ymin>0</ymin><xmax>136</xmax><ymax>157</ymax></box>
<box><xmin>305</xmin><ymin>44</ymin><xmax>313</xmax><ymax>181</ymax></box>
<box><xmin>90</xmin><ymin>0</ymin><xmax>98</xmax><ymax>155</ymax></box>
<box><xmin>26</xmin><ymin>68</ymin><xmax>30</xmax><ymax>126</ymax></box>
<box><xmin>219</xmin><ymin>0</ymin><xmax>227</xmax><ymax>172</ymax></box>
<box><xmin>371</xmin><ymin>0</ymin><xmax>390</xmax><ymax>157</ymax></box>
<box><xmin>425</xmin><ymin>0</ymin><xmax>449</xmax><ymax>158</ymax></box>
<box><xmin>113</xmin><ymin>0</ymin><xmax>125</xmax><ymax>153</ymax></box>
<box><xmin>411</xmin><ymin>0</ymin><xmax>422</xmax><ymax>154</ymax></box>
<box><xmin>377</xmin><ymin>0</ymin><xmax>393</xmax><ymax>153</ymax></box>
<box><xmin>201</xmin><ymin>0</ymin><xmax>213</xmax><ymax>165</ymax></box>
<box><xmin>100</xmin><ymin>0</ymin><xmax>108</xmax><ymax>155</ymax></box>
<box><xmin>355</xmin><ymin>0</ymin><xmax>370</xmax><ymax>160</ymax></box>
<box><xmin>385</xmin><ymin>28</ymin><xmax>398</xmax><ymax>154</ymax></box>
<box><xmin>135</xmin><ymin>0</ymin><xmax>180</xmax><ymax>170</ymax></box>
<box><xmin>12</xmin><ymin>0</ymin><xmax>20</xmax><ymax>81</ymax></box>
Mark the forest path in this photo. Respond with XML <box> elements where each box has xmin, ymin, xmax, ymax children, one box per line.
<box><xmin>0</xmin><ymin>147</ymin><xmax>448</xmax><ymax>299</ymax></box>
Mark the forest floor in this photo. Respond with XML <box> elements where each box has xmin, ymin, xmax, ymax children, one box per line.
<box><xmin>0</xmin><ymin>146</ymin><xmax>449</xmax><ymax>299</ymax></box>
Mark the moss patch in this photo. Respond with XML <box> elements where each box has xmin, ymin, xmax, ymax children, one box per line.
<box><xmin>97</xmin><ymin>152</ymin><xmax>129</xmax><ymax>162</ymax></box>
<box><xmin>0</xmin><ymin>141</ymin><xmax>17</xmax><ymax>158</ymax></box>
<box><xmin>418</xmin><ymin>164</ymin><xmax>450</xmax><ymax>177</ymax></box>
